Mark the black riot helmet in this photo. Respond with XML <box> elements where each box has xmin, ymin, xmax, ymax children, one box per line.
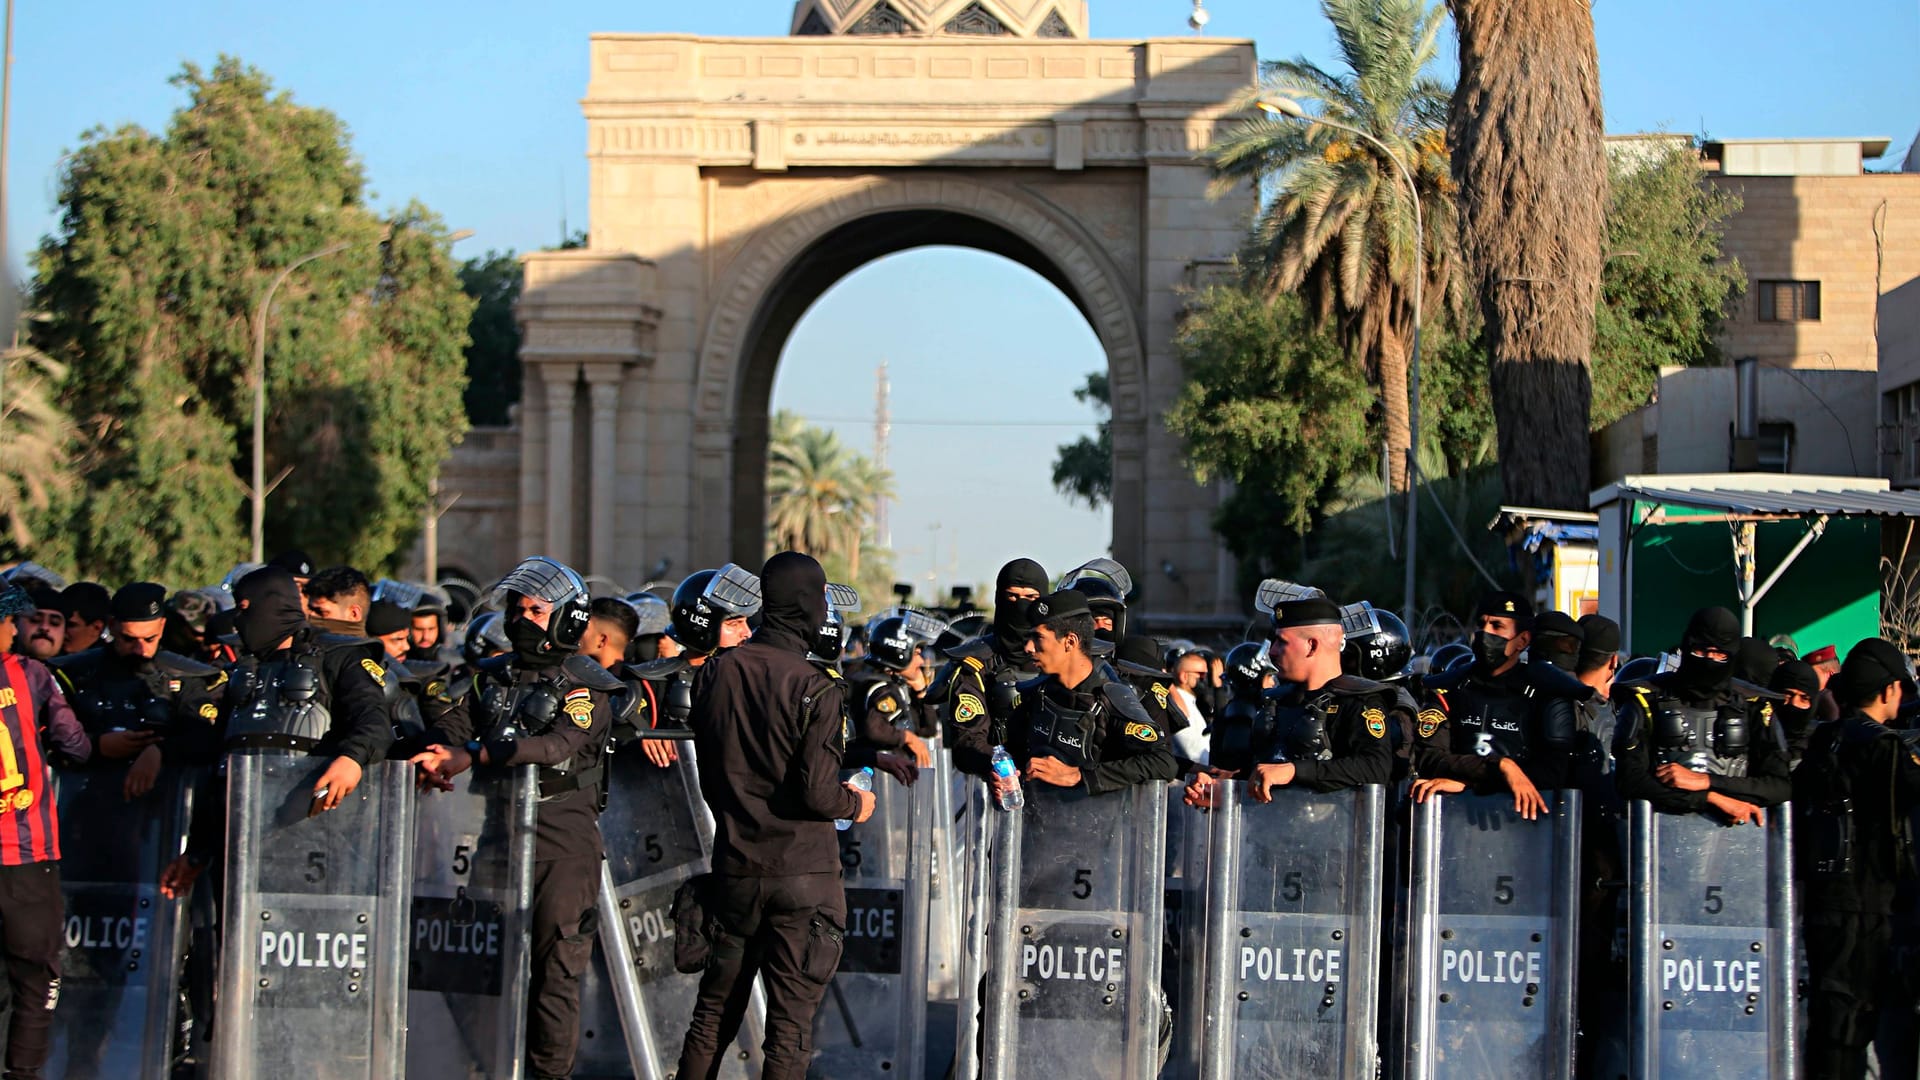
<box><xmin>461</xmin><ymin>611</ymin><xmax>510</xmax><ymax>666</ymax></box>
<box><xmin>867</xmin><ymin>608</ymin><xmax>948</xmax><ymax>671</ymax></box>
<box><xmin>811</xmin><ymin>583</ymin><xmax>861</xmax><ymax>663</ymax></box>
<box><xmin>1617</xmin><ymin>655</ymin><xmax>1660</xmax><ymax>685</ymax></box>
<box><xmin>1061</xmin><ymin>558</ymin><xmax>1133</xmax><ymax>640</ymax></box>
<box><xmin>1341</xmin><ymin>602</ymin><xmax>1413</xmax><ymax>682</ymax></box>
<box><xmin>1224</xmin><ymin>640</ymin><xmax>1276</xmax><ymax>699</ymax></box>
<box><xmin>1430</xmin><ymin>641</ymin><xmax>1474</xmax><ymax>674</ymax></box>
<box><xmin>489</xmin><ymin>556</ymin><xmax>592</xmax><ymax>655</ymax></box>
<box><xmin>623</xmin><ymin>592</ymin><xmax>672</xmax><ymax>638</ymax></box>
<box><xmin>670</xmin><ymin>564</ymin><xmax>764</xmax><ymax>655</ymax></box>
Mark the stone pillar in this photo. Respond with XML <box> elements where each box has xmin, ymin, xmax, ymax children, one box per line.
<box><xmin>540</xmin><ymin>363</ymin><xmax>580</xmax><ymax>562</ymax></box>
<box><xmin>583</xmin><ymin>363</ymin><xmax>625</xmax><ymax>577</ymax></box>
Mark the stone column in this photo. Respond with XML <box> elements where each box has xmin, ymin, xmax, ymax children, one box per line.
<box><xmin>540</xmin><ymin>363</ymin><xmax>580</xmax><ymax>562</ymax></box>
<box><xmin>583</xmin><ymin>364</ymin><xmax>625</xmax><ymax>577</ymax></box>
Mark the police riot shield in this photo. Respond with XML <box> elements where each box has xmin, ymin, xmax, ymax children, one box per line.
<box><xmin>951</xmin><ymin>770</ymin><xmax>993</xmax><ymax>1080</ymax></box>
<box><xmin>981</xmin><ymin>781</ymin><xmax>1168</xmax><ymax>1080</ymax></box>
<box><xmin>1164</xmin><ymin>786</ymin><xmax>1211</xmax><ymax>1080</ymax></box>
<box><xmin>810</xmin><ymin>765</ymin><xmax>934</xmax><ymax>1078</ymax></box>
<box><xmin>1396</xmin><ymin>789</ymin><xmax>1581</xmax><ymax>1080</ymax></box>
<box><xmin>1627</xmin><ymin>801</ymin><xmax>1796</xmax><ymax>1079</ymax></box>
<box><xmin>405</xmin><ymin>763</ymin><xmax>537</xmax><ymax>1079</ymax></box>
<box><xmin>577</xmin><ymin>742</ymin><xmax>765</xmax><ymax>1080</ymax></box>
<box><xmin>924</xmin><ymin>740</ymin><xmax>962</xmax><ymax>1002</ymax></box>
<box><xmin>47</xmin><ymin>766</ymin><xmax>195</xmax><ymax>1079</ymax></box>
<box><xmin>212</xmin><ymin>753</ymin><xmax>413</xmax><ymax>1079</ymax></box>
<box><xmin>1200</xmin><ymin>782</ymin><xmax>1385</xmax><ymax>1080</ymax></box>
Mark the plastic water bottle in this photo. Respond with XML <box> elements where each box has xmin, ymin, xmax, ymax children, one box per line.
<box><xmin>990</xmin><ymin>746</ymin><xmax>1024</xmax><ymax>812</ymax></box>
<box><xmin>835</xmin><ymin>767</ymin><xmax>875</xmax><ymax>831</ymax></box>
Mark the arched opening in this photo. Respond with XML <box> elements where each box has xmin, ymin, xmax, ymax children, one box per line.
<box><xmin>731</xmin><ymin>210</ymin><xmax>1119</xmax><ymax>590</ymax></box>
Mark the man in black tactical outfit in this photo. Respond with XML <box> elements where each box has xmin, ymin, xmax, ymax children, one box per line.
<box><xmin>940</xmin><ymin>558</ymin><xmax>1048</xmax><ymax>776</ymax></box>
<box><xmin>52</xmin><ymin>582</ymin><xmax>227</xmax><ymax>790</ymax></box>
<box><xmin>984</xmin><ymin>590</ymin><xmax>1179</xmax><ymax>799</ymax></box>
<box><xmin>1612</xmin><ymin>606</ymin><xmax>1789</xmax><ymax>825</ymax></box>
<box><xmin>1206</xmin><ymin>640</ymin><xmax>1279</xmax><ymax>776</ymax></box>
<box><xmin>1411</xmin><ymin>591</ymin><xmax>1589</xmax><ymax>819</ymax></box>
<box><xmin>1060</xmin><ymin>558</ymin><xmax>1132</xmax><ymax>642</ymax></box>
<box><xmin>623</xmin><ymin>565</ymin><xmax>762</xmax><ymax>768</ymax></box>
<box><xmin>159</xmin><ymin>567</ymin><xmax>393</xmax><ymax>897</ymax></box>
<box><xmin>1110</xmin><ymin>634</ymin><xmax>1186</xmax><ymax>740</ymax></box>
<box><xmin>1186</xmin><ymin>596</ymin><xmax>1397</xmax><ymax>808</ymax></box>
<box><xmin>845</xmin><ymin>614</ymin><xmax>936</xmax><ymax>770</ymax></box>
<box><xmin>676</xmin><ymin>552</ymin><xmax>875</xmax><ymax>1080</ymax></box>
<box><xmin>409</xmin><ymin>556</ymin><xmax>624</xmax><ymax>1080</ymax></box>
<box><xmin>1794</xmin><ymin>638</ymin><xmax>1920</xmax><ymax>1080</ymax></box>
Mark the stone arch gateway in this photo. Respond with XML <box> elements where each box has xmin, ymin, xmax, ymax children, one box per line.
<box><xmin>438</xmin><ymin>13</ymin><xmax>1258</xmax><ymax>621</ymax></box>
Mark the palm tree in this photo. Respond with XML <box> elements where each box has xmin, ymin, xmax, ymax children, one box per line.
<box><xmin>0</xmin><ymin>340</ymin><xmax>79</xmax><ymax>551</ymax></box>
<box><xmin>1448</xmin><ymin>0</ymin><xmax>1607</xmax><ymax>510</ymax></box>
<box><xmin>765</xmin><ymin>410</ymin><xmax>894</xmax><ymax>576</ymax></box>
<box><xmin>1206</xmin><ymin>0</ymin><xmax>1464</xmax><ymax>489</ymax></box>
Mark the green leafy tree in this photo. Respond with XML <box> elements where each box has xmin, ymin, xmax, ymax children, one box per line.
<box><xmin>1166</xmin><ymin>287</ymin><xmax>1373</xmax><ymax>591</ymax></box>
<box><xmin>1206</xmin><ymin>0</ymin><xmax>1464</xmax><ymax>489</ymax></box>
<box><xmin>1592</xmin><ymin>144</ymin><xmax>1745</xmax><ymax>427</ymax></box>
<box><xmin>0</xmin><ymin>339</ymin><xmax>79</xmax><ymax>555</ymax></box>
<box><xmin>32</xmin><ymin>58</ymin><xmax>472</xmax><ymax>583</ymax></box>
<box><xmin>458</xmin><ymin>231</ymin><xmax>584</xmax><ymax>428</ymax></box>
<box><xmin>1051</xmin><ymin>372</ymin><xmax>1111</xmax><ymax>509</ymax></box>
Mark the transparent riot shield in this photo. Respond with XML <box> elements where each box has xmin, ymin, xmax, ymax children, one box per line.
<box><xmin>1201</xmin><ymin>782</ymin><xmax>1385</xmax><ymax>1079</ymax></box>
<box><xmin>1628</xmin><ymin>801</ymin><xmax>1796</xmax><ymax>1079</ymax></box>
<box><xmin>212</xmin><ymin>753</ymin><xmax>413</xmax><ymax>1080</ymax></box>
<box><xmin>405</xmin><ymin>764</ymin><xmax>537</xmax><ymax>1079</ymax></box>
<box><xmin>925</xmin><ymin>741</ymin><xmax>962</xmax><ymax>1002</ymax></box>
<box><xmin>981</xmin><ymin>781</ymin><xmax>1168</xmax><ymax>1080</ymax></box>
<box><xmin>1164</xmin><ymin>786</ymin><xmax>1211</xmax><ymax>1080</ymax></box>
<box><xmin>951</xmin><ymin>771</ymin><xmax>993</xmax><ymax>1080</ymax></box>
<box><xmin>47</xmin><ymin>766</ymin><xmax>194</xmax><ymax>1079</ymax></box>
<box><xmin>577</xmin><ymin>742</ymin><xmax>764</xmax><ymax>1080</ymax></box>
<box><xmin>1397</xmin><ymin>789</ymin><xmax>1582</xmax><ymax>1080</ymax></box>
<box><xmin>811</xmin><ymin>766</ymin><xmax>933</xmax><ymax>1078</ymax></box>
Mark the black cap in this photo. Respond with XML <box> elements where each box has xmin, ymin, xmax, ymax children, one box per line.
<box><xmin>1576</xmin><ymin>614</ymin><xmax>1622</xmax><ymax>657</ymax></box>
<box><xmin>1835</xmin><ymin>638</ymin><xmax>1912</xmax><ymax>706</ymax></box>
<box><xmin>1533</xmin><ymin>611</ymin><xmax>1583</xmax><ymax>643</ymax></box>
<box><xmin>62</xmin><ymin>582</ymin><xmax>112</xmax><ymax>623</ymax></box>
<box><xmin>268</xmin><ymin>550</ymin><xmax>315</xmax><ymax>578</ymax></box>
<box><xmin>24</xmin><ymin>586</ymin><xmax>61</xmax><ymax>613</ymax></box>
<box><xmin>1271</xmin><ymin>597</ymin><xmax>1343</xmax><ymax>630</ymax></box>
<box><xmin>1114</xmin><ymin>634</ymin><xmax>1171</xmax><ymax>677</ymax></box>
<box><xmin>1474</xmin><ymin>591</ymin><xmax>1535</xmax><ymax>628</ymax></box>
<box><xmin>365</xmin><ymin>600</ymin><xmax>413</xmax><ymax>637</ymax></box>
<box><xmin>1028</xmin><ymin>590</ymin><xmax>1091</xmax><ymax>623</ymax></box>
<box><xmin>110</xmin><ymin>582</ymin><xmax>169</xmax><ymax>623</ymax></box>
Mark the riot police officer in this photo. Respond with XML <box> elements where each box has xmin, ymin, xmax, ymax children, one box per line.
<box><xmin>940</xmin><ymin>558</ymin><xmax>1047</xmax><ymax>776</ymax></box>
<box><xmin>623</xmin><ymin>565</ymin><xmax>762</xmax><ymax>765</ymax></box>
<box><xmin>1613</xmin><ymin>606</ymin><xmax>1789</xmax><ymax>824</ymax></box>
<box><xmin>986</xmin><ymin>590</ymin><xmax>1178</xmax><ymax>798</ymax></box>
<box><xmin>1186</xmin><ymin>597</ymin><xmax>1397</xmax><ymax>808</ymax></box>
<box><xmin>1794</xmin><ymin>638</ymin><xmax>1920</xmax><ymax>1079</ymax></box>
<box><xmin>1060</xmin><ymin>558</ymin><xmax>1132</xmax><ymax>641</ymax></box>
<box><xmin>1207</xmin><ymin>640</ymin><xmax>1278</xmax><ymax>775</ymax></box>
<box><xmin>1110</xmin><ymin>634</ymin><xmax>1185</xmax><ymax>740</ymax></box>
<box><xmin>409</xmin><ymin>556</ymin><xmax>623</xmax><ymax>1080</ymax></box>
<box><xmin>363</xmin><ymin>599</ymin><xmax>434</xmax><ymax>743</ymax></box>
<box><xmin>51</xmin><ymin>582</ymin><xmax>227</xmax><ymax>787</ymax></box>
<box><xmin>1411</xmin><ymin>591</ymin><xmax>1589</xmax><ymax>819</ymax></box>
<box><xmin>846</xmin><ymin>615</ymin><xmax>936</xmax><ymax>769</ymax></box>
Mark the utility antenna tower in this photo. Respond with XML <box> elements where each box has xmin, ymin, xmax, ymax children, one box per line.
<box><xmin>874</xmin><ymin>360</ymin><xmax>892</xmax><ymax>549</ymax></box>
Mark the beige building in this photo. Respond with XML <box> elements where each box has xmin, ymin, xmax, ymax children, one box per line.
<box><xmin>416</xmin><ymin>1</ymin><xmax>1258</xmax><ymax>620</ymax></box>
<box><xmin>1595</xmin><ymin>135</ymin><xmax>1920</xmax><ymax>483</ymax></box>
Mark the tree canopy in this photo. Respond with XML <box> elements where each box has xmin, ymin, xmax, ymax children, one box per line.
<box><xmin>31</xmin><ymin>58</ymin><xmax>472</xmax><ymax>584</ymax></box>
<box><xmin>1050</xmin><ymin>371</ymin><xmax>1112</xmax><ymax>510</ymax></box>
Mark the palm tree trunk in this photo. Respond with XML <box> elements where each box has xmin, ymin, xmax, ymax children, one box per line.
<box><xmin>1379</xmin><ymin>316</ymin><xmax>1412</xmax><ymax>491</ymax></box>
<box><xmin>1449</xmin><ymin>0</ymin><xmax>1606</xmax><ymax>510</ymax></box>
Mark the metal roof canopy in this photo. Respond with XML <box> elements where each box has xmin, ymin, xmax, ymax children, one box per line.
<box><xmin>1590</xmin><ymin>473</ymin><xmax>1919</xmax><ymax>636</ymax></box>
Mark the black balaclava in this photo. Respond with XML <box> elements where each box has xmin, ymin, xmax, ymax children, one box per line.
<box><xmin>993</xmin><ymin>558</ymin><xmax>1049</xmax><ymax>655</ymax></box>
<box><xmin>757</xmin><ymin>552</ymin><xmax>828</xmax><ymax>656</ymax></box>
<box><xmin>1671</xmin><ymin>606</ymin><xmax>1740</xmax><ymax>702</ymax></box>
<box><xmin>506</xmin><ymin>607</ymin><xmax>563</xmax><ymax>669</ymax></box>
<box><xmin>1733</xmin><ymin>636</ymin><xmax>1782</xmax><ymax>688</ymax></box>
<box><xmin>232</xmin><ymin>567</ymin><xmax>309</xmax><ymax>659</ymax></box>
<box><xmin>1770</xmin><ymin>659</ymin><xmax>1819</xmax><ymax>737</ymax></box>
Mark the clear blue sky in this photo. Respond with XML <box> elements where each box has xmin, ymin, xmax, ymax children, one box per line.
<box><xmin>8</xmin><ymin>0</ymin><xmax>1916</xmax><ymax>588</ymax></box>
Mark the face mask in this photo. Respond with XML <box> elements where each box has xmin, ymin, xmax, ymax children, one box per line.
<box><xmin>1672</xmin><ymin>651</ymin><xmax>1731</xmax><ymax>696</ymax></box>
<box><xmin>1471</xmin><ymin>630</ymin><xmax>1512</xmax><ymax>671</ymax></box>
<box><xmin>505</xmin><ymin>615</ymin><xmax>551</xmax><ymax>661</ymax></box>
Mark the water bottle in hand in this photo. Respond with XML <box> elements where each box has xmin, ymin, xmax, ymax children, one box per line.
<box><xmin>990</xmin><ymin>746</ymin><xmax>1024</xmax><ymax>812</ymax></box>
<box><xmin>835</xmin><ymin>767</ymin><xmax>875</xmax><ymax>831</ymax></box>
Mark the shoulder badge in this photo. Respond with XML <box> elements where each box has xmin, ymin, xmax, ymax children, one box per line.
<box><xmin>1123</xmin><ymin>721</ymin><xmax>1160</xmax><ymax>743</ymax></box>
<box><xmin>963</xmin><ymin>656</ymin><xmax>985</xmax><ymax>672</ymax></box>
<box><xmin>876</xmin><ymin>694</ymin><xmax>899</xmax><ymax>715</ymax></box>
<box><xmin>360</xmin><ymin>658</ymin><xmax>385</xmax><ymax>684</ymax></box>
<box><xmin>1364</xmin><ymin>707</ymin><xmax>1387</xmax><ymax>739</ymax></box>
<box><xmin>563</xmin><ymin>687</ymin><xmax>595</xmax><ymax>730</ymax></box>
<box><xmin>1151</xmin><ymin>682</ymin><xmax>1169</xmax><ymax>709</ymax></box>
<box><xmin>209</xmin><ymin>671</ymin><xmax>228</xmax><ymax>691</ymax></box>
<box><xmin>1417</xmin><ymin>708</ymin><xmax>1445</xmax><ymax>739</ymax></box>
<box><xmin>198</xmin><ymin>702</ymin><xmax>218</xmax><ymax>722</ymax></box>
<box><xmin>955</xmin><ymin>693</ymin><xmax>986</xmax><ymax>724</ymax></box>
<box><xmin>427</xmin><ymin>680</ymin><xmax>445</xmax><ymax>699</ymax></box>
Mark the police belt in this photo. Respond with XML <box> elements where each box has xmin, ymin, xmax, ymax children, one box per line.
<box><xmin>224</xmin><ymin>732</ymin><xmax>322</xmax><ymax>754</ymax></box>
<box><xmin>536</xmin><ymin>761</ymin><xmax>605</xmax><ymax>799</ymax></box>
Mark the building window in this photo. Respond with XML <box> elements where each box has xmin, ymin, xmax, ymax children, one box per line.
<box><xmin>1756</xmin><ymin>279</ymin><xmax>1821</xmax><ymax>322</ymax></box>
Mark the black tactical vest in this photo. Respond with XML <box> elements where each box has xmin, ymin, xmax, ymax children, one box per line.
<box><xmin>471</xmin><ymin>656</ymin><xmax>618</xmax><ymax>801</ymax></box>
<box><xmin>1645</xmin><ymin>694</ymin><xmax>1752</xmax><ymax>777</ymax></box>
<box><xmin>224</xmin><ymin>647</ymin><xmax>333</xmax><ymax>753</ymax></box>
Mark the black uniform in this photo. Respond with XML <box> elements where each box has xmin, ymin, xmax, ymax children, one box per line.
<box><xmin>1254</xmin><ymin>675</ymin><xmax>1399</xmax><ymax>791</ymax></box>
<box><xmin>677</xmin><ymin>554</ymin><xmax>860</xmax><ymax>1080</ymax></box>
<box><xmin>430</xmin><ymin>651</ymin><xmax>620</xmax><ymax>1079</ymax></box>
<box><xmin>1413</xmin><ymin>660</ymin><xmax>1587</xmax><ymax>793</ymax></box>
<box><xmin>1611</xmin><ymin>674</ymin><xmax>1791</xmax><ymax>813</ymax></box>
<box><xmin>939</xmin><ymin>631</ymin><xmax>1039</xmax><ymax>777</ymax></box>
<box><xmin>846</xmin><ymin>666</ymin><xmax>932</xmax><ymax>760</ymax></box>
<box><xmin>50</xmin><ymin>646</ymin><xmax>226</xmax><ymax>766</ymax></box>
<box><xmin>1002</xmin><ymin>665</ymin><xmax>1180</xmax><ymax>794</ymax></box>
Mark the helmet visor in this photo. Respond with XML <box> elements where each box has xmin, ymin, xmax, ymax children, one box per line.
<box><xmin>1340</xmin><ymin>601</ymin><xmax>1381</xmax><ymax>641</ymax></box>
<box><xmin>628</xmin><ymin>595</ymin><xmax>672</xmax><ymax>637</ymax></box>
<box><xmin>373</xmin><ymin>579</ymin><xmax>426</xmax><ymax>611</ymax></box>
<box><xmin>1062</xmin><ymin>558</ymin><xmax>1133</xmax><ymax>600</ymax></box>
<box><xmin>702</xmin><ymin>563</ymin><xmax>763</xmax><ymax>618</ymax></box>
<box><xmin>825</xmin><ymin>583</ymin><xmax>861</xmax><ymax>613</ymax></box>
<box><xmin>489</xmin><ymin>557</ymin><xmax>588</xmax><ymax>609</ymax></box>
<box><xmin>1254</xmin><ymin>578</ymin><xmax>1326</xmax><ymax>615</ymax></box>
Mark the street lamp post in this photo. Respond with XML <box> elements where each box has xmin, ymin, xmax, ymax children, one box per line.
<box><xmin>1256</xmin><ymin>95</ymin><xmax>1425</xmax><ymax>627</ymax></box>
<box><xmin>248</xmin><ymin>228</ymin><xmax>472</xmax><ymax>564</ymax></box>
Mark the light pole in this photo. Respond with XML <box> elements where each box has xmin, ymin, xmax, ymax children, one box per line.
<box><xmin>248</xmin><ymin>227</ymin><xmax>472</xmax><ymax>563</ymax></box>
<box><xmin>1256</xmin><ymin>95</ymin><xmax>1425</xmax><ymax>626</ymax></box>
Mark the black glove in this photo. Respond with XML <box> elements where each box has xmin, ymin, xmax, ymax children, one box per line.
<box><xmin>870</xmin><ymin>751</ymin><xmax>919</xmax><ymax>788</ymax></box>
